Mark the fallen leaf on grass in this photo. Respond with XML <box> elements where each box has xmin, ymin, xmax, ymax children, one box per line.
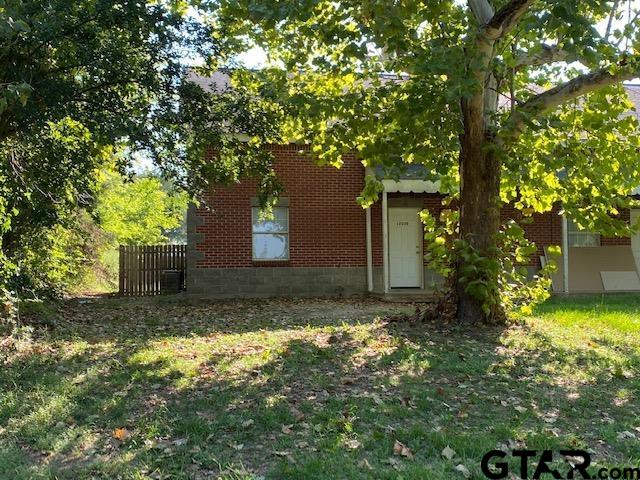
<box><xmin>290</xmin><ymin>406</ymin><xmax>305</xmax><ymax>422</ymax></box>
<box><xmin>113</xmin><ymin>428</ymin><xmax>129</xmax><ymax>441</ymax></box>
<box><xmin>442</xmin><ymin>445</ymin><xmax>456</xmax><ymax>460</ymax></box>
<box><xmin>400</xmin><ymin>396</ymin><xmax>417</xmax><ymax>409</ymax></box>
<box><xmin>565</xmin><ymin>454</ymin><xmax>588</xmax><ymax>467</ymax></box>
<box><xmin>545</xmin><ymin>428</ymin><xmax>560</xmax><ymax>438</ymax></box>
<box><xmin>617</xmin><ymin>431</ymin><xmax>637</xmax><ymax>440</ymax></box>
<box><xmin>241</xmin><ymin>419</ymin><xmax>255</xmax><ymax>428</ymax></box>
<box><xmin>282</xmin><ymin>424</ymin><xmax>293</xmax><ymax>434</ymax></box>
<box><xmin>294</xmin><ymin>440</ymin><xmax>309</xmax><ymax>449</ymax></box>
<box><xmin>455</xmin><ymin>464</ymin><xmax>472</xmax><ymax>478</ymax></box>
<box><xmin>143</xmin><ymin>439</ymin><xmax>157</xmax><ymax>449</ymax></box>
<box><xmin>393</xmin><ymin>440</ymin><xmax>414</xmax><ymax>459</ymax></box>
<box><xmin>386</xmin><ymin>457</ymin><xmax>404</xmax><ymax>470</ymax></box>
<box><xmin>172</xmin><ymin>437</ymin><xmax>188</xmax><ymax>446</ymax></box>
<box><xmin>344</xmin><ymin>439</ymin><xmax>362</xmax><ymax>450</ymax></box>
<box><xmin>274</xmin><ymin>450</ymin><xmax>289</xmax><ymax>456</ymax></box>
<box><xmin>507</xmin><ymin>439</ymin><xmax>526</xmax><ymax>449</ymax></box>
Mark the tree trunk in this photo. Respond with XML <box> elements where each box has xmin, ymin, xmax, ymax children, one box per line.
<box><xmin>455</xmin><ymin>100</ymin><xmax>502</xmax><ymax>324</ymax></box>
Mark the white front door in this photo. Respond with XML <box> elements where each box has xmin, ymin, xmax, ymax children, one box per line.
<box><xmin>388</xmin><ymin>207</ymin><xmax>423</xmax><ymax>288</ymax></box>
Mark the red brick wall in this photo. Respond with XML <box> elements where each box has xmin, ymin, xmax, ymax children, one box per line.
<box><xmin>602</xmin><ymin>236</ymin><xmax>632</xmax><ymax>246</ymax></box>
<box><xmin>194</xmin><ymin>145</ymin><xmax>368</xmax><ymax>268</ymax></box>
<box><xmin>601</xmin><ymin>209</ymin><xmax>631</xmax><ymax>246</ymax></box>
<box><xmin>500</xmin><ymin>204</ymin><xmax>563</xmax><ymax>264</ymax></box>
<box><xmin>193</xmin><ymin>146</ymin><xmax>631</xmax><ymax>269</ymax></box>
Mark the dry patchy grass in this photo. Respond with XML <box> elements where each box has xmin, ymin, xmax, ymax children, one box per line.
<box><xmin>1</xmin><ymin>295</ymin><xmax>639</xmax><ymax>479</ymax></box>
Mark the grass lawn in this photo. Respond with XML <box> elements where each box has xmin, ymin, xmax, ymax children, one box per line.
<box><xmin>1</xmin><ymin>295</ymin><xmax>640</xmax><ymax>479</ymax></box>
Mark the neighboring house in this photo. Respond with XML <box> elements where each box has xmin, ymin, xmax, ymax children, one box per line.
<box><xmin>186</xmin><ymin>77</ymin><xmax>640</xmax><ymax>297</ymax></box>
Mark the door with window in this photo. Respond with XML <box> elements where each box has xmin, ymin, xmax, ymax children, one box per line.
<box><xmin>388</xmin><ymin>207</ymin><xmax>423</xmax><ymax>288</ymax></box>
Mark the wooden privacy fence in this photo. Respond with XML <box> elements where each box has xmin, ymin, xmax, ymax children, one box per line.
<box><xmin>119</xmin><ymin>245</ymin><xmax>186</xmax><ymax>296</ymax></box>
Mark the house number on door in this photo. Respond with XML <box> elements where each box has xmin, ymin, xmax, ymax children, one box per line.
<box><xmin>397</xmin><ymin>221</ymin><xmax>409</xmax><ymax>226</ymax></box>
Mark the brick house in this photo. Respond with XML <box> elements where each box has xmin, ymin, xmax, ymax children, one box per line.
<box><xmin>186</xmin><ymin>78</ymin><xmax>640</xmax><ymax>297</ymax></box>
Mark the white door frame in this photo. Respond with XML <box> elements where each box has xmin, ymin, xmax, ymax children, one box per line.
<box><xmin>386</xmin><ymin>205</ymin><xmax>424</xmax><ymax>289</ymax></box>
<box><xmin>383</xmin><ymin>191</ymin><xmax>390</xmax><ymax>293</ymax></box>
<box><xmin>373</xmin><ymin>172</ymin><xmax>437</xmax><ymax>293</ymax></box>
<box><xmin>631</xmin><ymin>209</ymin><xmax>640</xmax><ymax>276</ymax></box>
<box><xmin>562</xmin><ymin>213</ymin><xmax>569</xmax><ymax>293</ymax></box>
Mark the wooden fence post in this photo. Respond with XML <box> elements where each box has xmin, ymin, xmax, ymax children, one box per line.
<box><xmin>119</xmin><ymin>245</ymin><xmax>125</xmax><ymax>294</ymax></box>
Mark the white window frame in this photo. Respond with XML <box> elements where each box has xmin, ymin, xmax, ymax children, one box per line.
<box><xmin>567</xmin><ymin>219</ymin><xmax>600</xmax><ymax>247</ymax></box>
<box><xmin>252</xmin><ymin>206</ymin><xmax>290</xmax><ymax>261</ymax></box>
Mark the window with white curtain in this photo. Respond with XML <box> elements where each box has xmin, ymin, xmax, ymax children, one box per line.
<box><xmin>252</xmin><ymin>207</ymin><xmax>289</xmax><ymax>260</ymax></box>
<box><xmin>567</xmin><ymin>219</ymin><xmax>600</xmax><ymax>247</ymax></box>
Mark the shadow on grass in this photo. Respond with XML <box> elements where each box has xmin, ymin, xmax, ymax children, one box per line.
<box><xmin>1</xmin><ymin>296</ymin><xmax>639</xmax><ymax>479</ymax></box>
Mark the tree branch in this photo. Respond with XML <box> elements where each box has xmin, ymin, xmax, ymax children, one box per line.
<box><xmin>464</xmin><ymin>0</ymin><xmax>535</xmax><ymax>135</ymax></box>
<box><xmin>468</xmin><ymin>0</ymin><xmax>494</xmax><ymax>24</ymax></box>
<box><xmin>486</xmin><ymin>0</ymin><xmax>535</xmax><ymax>39</ymax></box>
<box><xmin>605</xmin><ymin>0</ymin><xmax>621</xmax><ymax>40</ymax></box>
<box><xmin>501</xmin><ymin>60</ymin><xmax>640</xmax><ymax>141</ymax></box>
<box><xmin>514</xmin><ymin>44</ymin><xmax>580</xmax><ymax>70</ymax></box>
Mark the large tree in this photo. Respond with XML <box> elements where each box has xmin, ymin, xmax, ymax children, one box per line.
<box><xmin>0</xmin><ymin>0</ymin><xmax>166</xmax><ymax>238</ymax></box>
<box><xmin>214</xmin><ymin>0</ymin><xmax>640</xmax><ymax>323</ymax></box>
<box><xmin>96</xmin><ymin>170</ymin><xmax>188</xmax><ymax>246</ymax></box>
<box><xmin>0</xmin><ymin>0</ymin><xmax>218</xmax><ymax>293</ymax></box>
<box><xmin>0</xmin><ymin>0</ymin><xmax>197</xmax><ymax>224</ymax></box>
<box><xmin>0</xmin><ymin>0</ymin><xmax>286</xmax><ymax>297</ymax></box>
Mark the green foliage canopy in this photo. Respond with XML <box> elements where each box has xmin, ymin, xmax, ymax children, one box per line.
<box><xmin>97</xmin><ymin>171</ymin><xmax>188</xmax><ymax>246</ymax></box>
<box><xmin>214</xmin><ymin>0</ymin><xmax>640</xmax><ymax>229</ymax></box>
<box><xmin>0</xmin><ymin>0</ymin><xmax>213</xmax><ymax>295</ymax></box>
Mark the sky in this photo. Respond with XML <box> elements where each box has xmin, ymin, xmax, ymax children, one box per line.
<box><xmin>235</xmin><ymin>46</ymin><xmax>268</xmax><ymax>69</ymax></box>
